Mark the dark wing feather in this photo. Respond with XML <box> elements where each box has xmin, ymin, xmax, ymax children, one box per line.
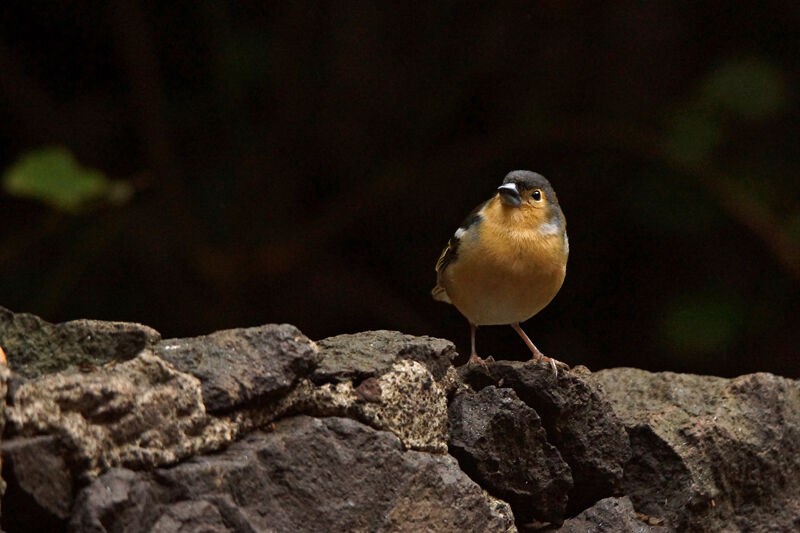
<box><xmin>431</xmin><ymin>239</ymin><xmax>456</xmax><ymax>302</ymax></box>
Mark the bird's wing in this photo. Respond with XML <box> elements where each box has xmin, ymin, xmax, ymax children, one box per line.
<box><xmin>431</xmin><ymin>240</ymin><xmax>455</xmax><ymax>302</ymax></box>
<box><xmin>431</xmin><ymin>199</ymin><xmax>488</xmax><ymax>303</ymax></box>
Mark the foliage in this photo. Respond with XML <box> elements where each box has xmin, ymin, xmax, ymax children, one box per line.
<box><xmin>2</xmin><ymin>147</ymin><xmax>132</xmax><ymax>214</ymax></box>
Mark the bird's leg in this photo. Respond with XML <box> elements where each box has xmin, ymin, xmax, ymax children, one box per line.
<box><xmin>510</xmin><ymin>322</ymin><xmax>544</xmax><ymax>359</ymax></box>
<box><xmin>511</xmin><ymin>323</ymin><xmax>559</xmax><ymax>374</ymax></box>
<box><xmin>467</xmin><ymin>323</ymin><xmax>486</xmax><ymax>367</ymax></box>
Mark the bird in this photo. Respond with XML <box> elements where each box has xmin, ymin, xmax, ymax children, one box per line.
<box><xmin>432</xmin><ymin>170</ymin><xmax>569</xmax><ymax>373</ymax></box>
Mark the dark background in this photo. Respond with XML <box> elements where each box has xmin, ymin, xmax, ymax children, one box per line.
<box><xmin>1</xmin><ymin>2</ymin><xmax>798</xmax><ymax>377</ymax></box>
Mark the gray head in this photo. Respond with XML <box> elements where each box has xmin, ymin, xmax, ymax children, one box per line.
<box><xmin>496</xmin><ymin>170</ymin><xmax>561</xmax><ymax>210</ymax></box>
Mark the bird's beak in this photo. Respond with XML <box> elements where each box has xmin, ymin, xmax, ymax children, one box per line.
<box><xmin>497</xmin><ymin>183</ymin><xmax>521</xmax><ymax>207</ymax></box>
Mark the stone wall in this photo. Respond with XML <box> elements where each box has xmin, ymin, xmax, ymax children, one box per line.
<box><xmin>1</xmin><ymin>306</ymin><xmax>798</xmax><ymax>532</ymax></box>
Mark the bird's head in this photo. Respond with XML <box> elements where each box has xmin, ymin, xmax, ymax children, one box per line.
<box><xmin>496</xmin><ymin>170</ymin><xmax>565</xmax><ymax>230</ymax></box>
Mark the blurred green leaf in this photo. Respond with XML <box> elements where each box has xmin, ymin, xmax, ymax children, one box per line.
<box><xmin>662</xmin><ymin>290</ymin><xmax>745</xmax><ymax>355</ymax></box>
<box><xmin>664</xmin><ymin>107</ymin><xmax>721</xmax><ymax>164</ymax></box>
<box><xmin>2</xmin><ymin>147</ymin><xmax>133</xmax><ymax>213</ymax></box>
<box><xmin>700</xmin><ymin>57</ymin><xmax>786</xmax><ymax>120</ymax></box>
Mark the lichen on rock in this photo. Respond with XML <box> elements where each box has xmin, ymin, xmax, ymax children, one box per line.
<box><xmin>289</xmin><ymin>359</ymin><xmax>449</xmax><ymax>452</ymax></box>
<box><xmin>5</xmin><ymin>349</ymin><xmax>230</xmax><ymax>478</ymax></box>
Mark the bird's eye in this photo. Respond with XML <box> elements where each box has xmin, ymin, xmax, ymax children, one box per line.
<box><xmin>531</xmin><ymin>190</ymin><xmax>542</xmax><ymax>201</ymax></box>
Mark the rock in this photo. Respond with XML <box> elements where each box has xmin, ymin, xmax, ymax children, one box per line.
<box><xmin>461</xmin><ymin>361</ymin><xmax>631</xmax><ymax>514</ymax></box>
<box><xmin>1</xmin><ymin>322</ymin><xmax>455</xmax><ymax>530</ymax></box>
<box><xmin>0</xmin><ymin>306</ymin><xmax>161</xmax><ymax>379</ymax></box>
<box><xmin>4</xmin><ymin>350</ymin><xmax>232</xmax><ymax>480</ymax></box>
<box><xmin>0</xmin><ymin>346</ymin><xmax>8</xmax><ymax>515</ymax></box>
<box><xmin>289</xmin><ymin>359</ymin><xmax>449</xmax><ymax>452</ymax></box>
<box><xmin>272</xmin><ymin>331</ymin><xmax>456</xmax><ymax>453</ymax></box>
<box><xmin>1</xmin><ymin>436</ymin><xmax>72</xmax><ymax>531</ymax></box>
<box><xmin>154</xmin><ymin>324</ymin><xmax>321</xmax><ymax>413</ymax></box>
<box><xmin>6</xmin><ymin>307</ymin><xmax>796</xmax><ymax>533</ymax></box>
<box><xmin>590</xmin><ymin>368</ymin><xmax>800</xmax><ymax>532</ymax></box>
<box><xmin>555</xmin><ymin>496</ymin><xmax>669</xmax><ymax>532</ymax></box>
<box><xmin>449</xmin><ymin>386</ymin><xmax>573</xmax><ymax>524</ymax></box>
<box><xmin>70</xmin><ymin>416</ymin><xmax>516</xmax><ymax>533</ymax></box>
<box><xmin>312</xmin><ymin>330</ymin><xmax>457</xmax><ymax>384</ymax></box>
<box><xmin>1</xmin><ymin>323</ymin><xmax>329</xmax><ymax>526</ymax></box>
<box><xmin>69</xmin><ymin>468</ymin><xmax>161</xmax><ymax>533</ymax></box>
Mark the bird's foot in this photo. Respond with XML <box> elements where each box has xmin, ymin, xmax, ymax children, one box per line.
<box><xmin>467</xmin><ymin>353</ymin><xmax>492</xmax><ymax>371</ymax></box>
<box><xmin>532</xmin><ymin>354</ymin><xmax>569</xmax><ymax>375</ymax></box>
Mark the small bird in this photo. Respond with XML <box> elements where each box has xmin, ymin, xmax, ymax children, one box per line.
<box><xmin>432</xmin><ymin>170</ymin><xmax>569</xmax><ymax>372</ymax></box>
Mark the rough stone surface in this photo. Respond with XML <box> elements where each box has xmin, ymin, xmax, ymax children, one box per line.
<box><xmin>0</xmin><ymin>325</ymin><xmax>457</xmax><ymax>529</ymax></box>
<box><xmin>289</xmin><ymin>359</ymin><xmax>449</xmax><ymax>452</ymax></box>
<box><xmin>556</xmin><ymin>496</ymin><xmax>669</xmax><ymax>533</ymax></box>
<box><xmin>4</xmin><ymin>350</ymin><xmax>231</xmax><ymax>479</ymax></box>
<box><xmin>3</xmin><ymin>306</ymin><xmax>798</xmax><ymax>533</ymax></box>
<box><xmin>312</xmin><ymin>330</ymin><xmax>457</xmax><ymax>384</ymax></box>
<box><xmin>0</xmin><ymin>345</ymin><xmax>8</xmax><ymax>515</ymax></box>
<box><xmin>449</xmin><ymin>386</ymin><xmax>573</xmax><ymax>524</ymax></box>
<box><xmin>1</xmin><ymin>436</ymin><xmax>73</xmax><ymax>531</ymax></box>
<box><xmin>0</xmin><ymin>305</ymin><xmax>160</xmax><ymax>379</ymax></box>
<box><xmin>590</xmin><ymin>368</ymin><xmax>800</xmax><ymax>533</ymax></box>
<box><xmin>462</xmin><ymin>360</ymin><xmax>631</xmax><ymax>513</ymax></box>
<box><xmin>154</xmin><ymin>324</ymin><xmax>321</xmax><ymax>413</ymax></box>
<box><xmin>70</xmin><ymin>416</ymin><xmax>515</xmax><ymax>533</ymax></box>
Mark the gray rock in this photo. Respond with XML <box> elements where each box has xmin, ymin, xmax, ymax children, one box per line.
<box><xmin>449</xmin><ymin>386</ymin><xmax>573</xmax><ymax>524</ymax></box>
<box><xmin>555</xmin><ymin>496</ymin><xmax>669</xmax><ymax>533</ymax></box>
<box><xmin>312</xmin><ymin>330</ymin><xmax>457</xmax><ymax>384</ymax></box>
<box><xmin>0</xmin><ymin>305</ymin><xmax>160</xmax><ymax>379</ymax></box>
<box><xmin>2</xmin><ymin>323</ymin><xmax>323</xmax><ymax>525</ymax></box>
<box><xmin>288</xmin><ymin>359</ymin><xmax>449</xmax><ymax>452</ymax></box>
<box><xmin>149</xmin><ymin>500</ymin><xmax>232</xmax><ymax>533</ymax></box>
<box><xmin>590</xmin><ymin>368</ymin><xmax>800</xmax><ymax>532</ymax></box>
<box><xmin>4</xmin><ymin>350</ymin><xmax>234</xmax><ymax>480</ymax></box>
<box><xmin>1</xmin><ymin>436</ymin><xmax>72</xmax><ymax>531</ymax></box>
<box><xmin>2</xmin><ymin>321</ymin><xmax>454</xmax><ymax>531</ymax></box>
<box><xmin>461</xmin><ymin>361</ymin><xmax>631</xmax><ymax>514</ymax></box>
<box><xmin>281</xmin><ymin>332</ymin><xmax>456</xmax><ymax>453</ymax></box>
<box><xmin>70</xmin><ymin>416</ymin><xmax>516</xmax><ymax>533</ymax></box>
<box><xmin>7</xmin><ymin>311</ymin><xmax>796</xmax><ymax>533</ymax></box>
<box><xmin>0</xmin><ymin>347</ymin><xmax>9</xmax><ymax>515</ymax></box>
<box><xmin>69</xmin><ymin>468</ymin><xmax>163</xmax><ymax>533</ymax></box>
<box><xmin>154</xmin><ymin>324</ymin><xmax>321</xmax><ymax>413</ymax></box>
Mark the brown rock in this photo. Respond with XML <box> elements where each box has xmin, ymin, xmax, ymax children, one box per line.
<box><xmin>0</xmin><ymin>346</ymin><xmax>8</xmax><ymax>517</ymax></box>
<box><xmin>288</xmin><ymin>358</ymin><xmax>449</xmax><ymax>452</ymax></box>
<box><xmin>1</xmin><ymin>436</ymin><xmax>72</xmax><ymax>531</ymax></box>
<box><xmin>461</xmin><ymin>360</ymin><xmax>631</xmax><ymax>514</ymax></box>
<box><xmin>4</xmin><ymin>350</ymin><xmax>228</xmax><ymax>479</ymax></box>
<box><xmin>70</xmin><ymin>416</ymin><xmax>516</xmax><ymax>533</ymax></box>
<box><xmin>281</xmin><ymin>331</ymin><xmax>457</xmax><ymax>453</ymax></box>
<box><xmin>555</xmin><ymin>496</ymin><xmax>670</xmax><ymax>533</ymax></box>
<box><xmin>589</xmin><ymin>368</ymin><xmax>800</xmax><ymax>532</ymax></box>
<box><xmin>449</xmin><ymin>386</ymin><xmax>573</xmax><ymax>524</ymax></box>
<box><xmin>312</xmin><ymin>330</ymin><xmax>457</xmax><ymax>384</ymax></box>
<box><xmin>0</xmin><ymin>306</ymin><xmax>160</xmax><ymax>379</ymax></box>
<box><xmin>154</xmin><ymin>324</ymin><xmax>321</xmax><ymax>413</ymax></box>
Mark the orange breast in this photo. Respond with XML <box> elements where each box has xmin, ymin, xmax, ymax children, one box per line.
<box><xmin>442</xmin><ymin>200</ymin><xmax>567</xmax><ymax>326</ymax></box>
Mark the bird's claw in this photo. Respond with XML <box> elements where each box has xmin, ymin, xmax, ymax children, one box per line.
<box><xmin>467</xmin><ymin>354</ymin><xmax>491</xmax><ymax>371</ymax></box>
<box><xmin>533</xmin><ymin>354</ymin><xmax>569</xmax><ymax>375</ymax></box>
